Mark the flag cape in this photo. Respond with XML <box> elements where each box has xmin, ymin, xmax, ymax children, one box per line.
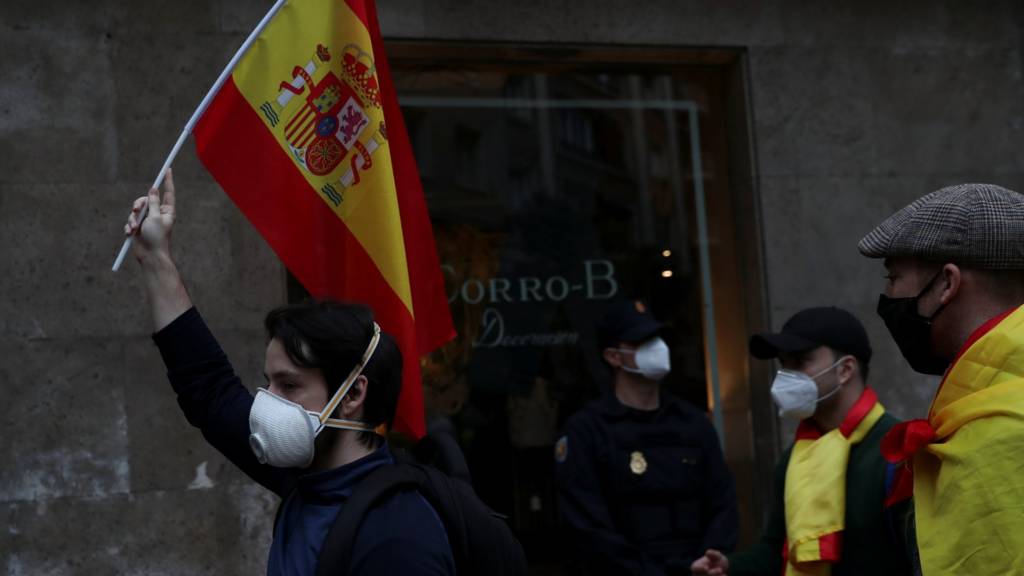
<box><xmin>782</xmin><ymin>388</ymin><xmax>885</xmax><ymax>576</ymax></box>
<box><xmin>910</xmin><ymin>304</ymin><xmax>1024</xmax><ymax>575</ymax></box>
<box><xmin>193</xmin><ymin>0</ymin><xmax>454</xmax><ymax>437</ymax></box>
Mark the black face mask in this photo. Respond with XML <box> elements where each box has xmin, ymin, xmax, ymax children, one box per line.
<box><xmin>876</xmin><ymin>272</ymin><xmax>950</xmax><ymax>375</ymax></box>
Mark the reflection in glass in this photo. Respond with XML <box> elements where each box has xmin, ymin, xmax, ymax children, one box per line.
<box><xmin>396</xmin><ymin>65</ymin><xmax>718</xmax><ymax>573</ymax></box>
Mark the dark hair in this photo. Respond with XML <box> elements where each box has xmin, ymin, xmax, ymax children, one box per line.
<box><xmin>264</xmin><ymin>300</ymin><xmax>403</xmax><ymax>448</ymax></box>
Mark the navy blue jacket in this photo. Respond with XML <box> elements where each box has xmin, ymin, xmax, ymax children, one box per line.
<box><xmin>153</xmin><ymin>307</ymin><xmax>455</xmax><ymax>576</ymax></box>
<box><xmin>555</xmin><ymin>392</ymin><xmax>738</xmax><ymax>575</ymax></box>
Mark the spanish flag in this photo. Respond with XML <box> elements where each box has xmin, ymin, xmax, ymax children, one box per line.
<box><xmin>192</xmin><ymin>0</ymin><xmax>455</xmax><ymax>438</ymax></box>
<box><xmin>883</xmin><ymin>305</ymin><xmax>1024</xmax><ymax>575</ymax></box>
<box><xmin>783</xmin><ymin>388</ymin><xmax>886</xmax><ymax>576</ymax></box>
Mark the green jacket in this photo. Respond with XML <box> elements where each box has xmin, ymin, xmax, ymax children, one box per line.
<box><xmin>729</xmin><ymin>413</ymin><xmax>912</xmax><ymax>576</ymax></box>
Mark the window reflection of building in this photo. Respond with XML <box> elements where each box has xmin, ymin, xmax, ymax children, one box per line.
<box><xmin>391</xmin><ymin>44</ymin><xmax>768</xmax><ymax>573</ymax></box>
<box><xmin>507</xmin><ymin>376</ymin><xmax>559</xmax><ymax>533</ymax></box>
<box><xmin>420</xmin><ymin>223</ymin><xmax>500</xmax><ymax>438</ymax></box>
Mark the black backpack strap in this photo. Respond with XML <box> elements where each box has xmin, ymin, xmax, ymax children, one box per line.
<box><xmin>411</xmin><ymin>432</ymin><xmax>473</xmax><ymax>485</ymax></box>
<box><xmin>411</xmin><ymin>465</ymin><xmax>471</xmax><ymax>570</ymax></box>
<box><xmin>412</xmin><ymin>464</ymin><xmax>525</xmax><ymax>575</ymax></box>
<box><xmin>314</xmin><ymin>464</ymin><xmax>425</xmax><ymax>576</ymax></box>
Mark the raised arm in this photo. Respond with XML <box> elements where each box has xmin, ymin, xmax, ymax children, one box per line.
<box><xmin>124</xmin><ymin>168</ymin><xmax>192</xmax><ymax>331</ymax></box>
<box><xmin>124</xmin><ymin>169</ymin><xmax>288</xmax><ymax>495</ymax></box>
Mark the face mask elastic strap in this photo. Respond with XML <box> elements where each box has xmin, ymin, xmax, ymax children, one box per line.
<box><xmin>609</xmin><ymin>346</ymin><xmax>638</xmax><ymax>372</ymax></box>
<box><xmin>808</xmin><ymin>356</ymin><xmax>847</xmax><ymax>380</ymax></box>
<box><xmin>917</xmin><ymin>270</ymin><xmax>952</xmax><ymax>321</ymax></box>
<box><xmin>322</xmin><ymin>417</ymin><xmax>379</xmax><ymax>433</ymax></box>
<box><xmin>817</xmin><ymin>379</ymin><xmax>843</xmax><ymax>403</ymax></box>
<box><xmin>815</xmin><ymin>356</ymin><xmax>854</xmax><ymax>403</ymax></box>
<box><xmin>317</xmin><ymin>322</ymin><xmax>382</xmax><ymax>427</ymax></box>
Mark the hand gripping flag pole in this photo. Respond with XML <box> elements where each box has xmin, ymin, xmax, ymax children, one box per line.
<box><xmin>111</xmin><ymin>0</ymin><xmax>289</xmax><ymax>272</ymax></box>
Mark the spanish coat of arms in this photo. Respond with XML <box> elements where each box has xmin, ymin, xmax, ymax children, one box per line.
<box><xmin>258</xmin><ymin>43</ymin><xmax>387</xmax><ymax>206</ymax></box>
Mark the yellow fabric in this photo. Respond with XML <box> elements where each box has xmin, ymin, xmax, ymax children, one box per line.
<box><xmin>914</xmin><ymin>304</ymin><xmax>1024</xmax><ymax>575</ymax></box>
<box><xmin>783</xmin><ymin>402</ymin><xmax>885</xmax><ymax>576</ymax></box>
<box><xmin>232</xmin><ymin>0</ymin><xmax>413</xmax><ymax>314</ymax></box>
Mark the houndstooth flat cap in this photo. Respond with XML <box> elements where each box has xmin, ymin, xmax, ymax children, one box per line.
<box><xmin>859</xmin><ymin>183</ymin><xmax>1024</xmax><ymax>269</ymax></box>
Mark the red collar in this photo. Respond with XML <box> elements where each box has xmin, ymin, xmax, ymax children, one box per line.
<box><xmin>795</xmin><ymin>387</ymin><xmax>878</xmax><ymax>441</ymax></box>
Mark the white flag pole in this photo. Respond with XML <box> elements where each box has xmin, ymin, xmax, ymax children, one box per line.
<box><xmin>112</xmin><ymin>0</ymin><xmax>289</xmax><ymax>272</ymax></box>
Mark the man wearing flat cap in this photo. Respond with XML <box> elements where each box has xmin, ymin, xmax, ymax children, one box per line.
<box><xmin>860</xmin><ymin>183</ymin><xmax>1024</xmax><ymax>575</ymax></box>
<box><xmin>692</xmin><ymin>307</ymin><xmax>909</xmax><ymax>576</ymax></box>
<box><xmin>556</xmin><ymin>300</ymin><xmax>738</xmax><ymax>575</ymax></box>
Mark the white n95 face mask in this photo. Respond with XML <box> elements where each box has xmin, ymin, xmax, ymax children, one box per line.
<box><xmin>616</xmin><ymin>337</ymin><xmax>672</xmax><ymax>381</ymax></box>
<box><xmin>248</xmin><ymin>323</ymin><xmax>383</xmax><ymax>469</ymax></box>
<box><xmin>248</xmin><ymin>390</ymin><xmax>321</xmax><ymax>468</ymax></box>
<box><xmin>770</xmin><ymin>357</ymin><xmax>846</xmax><ymax>420</ymax></box>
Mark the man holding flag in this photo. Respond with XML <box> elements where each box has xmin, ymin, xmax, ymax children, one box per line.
<box><xmin>119</xmin><ymin>0</ymin><xmax>462</xmax><ymax>572</ymax></box>
<box><xmin>126</xmin><ymin>171</ymin><xmax>455</xmax><ymax>574</ymax></box>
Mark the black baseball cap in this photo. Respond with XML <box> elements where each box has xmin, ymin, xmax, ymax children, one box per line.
<box><xmin>749</xmin><ymin>306</ymin><xmax>872</xmax><ymax>364</ymax></box>
<box><xmin>597</xmin><ymin>299</ymin><xmax>663</xmax><ymax>349</ymax></box>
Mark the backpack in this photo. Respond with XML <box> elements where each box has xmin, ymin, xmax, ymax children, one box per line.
<box><xmin>314</xmin><ymin>433</ymin><xmax>529</xmax><ymax>576</ymax></box>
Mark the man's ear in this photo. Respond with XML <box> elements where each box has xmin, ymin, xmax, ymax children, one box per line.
<box><xmin>341</xmin><ymin>375</ymin><xmax>369</xmax><ymax>418</ymax></box>
<box><xmin>938</xmin><ymin>263</ymin><xmax>962</xmax><ymax>306</ymax></box>
<box><xmin>837</xmin><ymin>355</ymin><xmax>857</xmax><ymax>384</ymax></box>
<box><xmin>602</xmin><ymin>347</ymin><xmax>621</xmax><ymax>368</ymax></box>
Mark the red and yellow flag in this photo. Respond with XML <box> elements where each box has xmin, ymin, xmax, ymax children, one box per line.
<box><xmin>783</xmin><ymin>388</ymin><xmax>886</xmax><ymax>576</ymax></box>
<box><xmin>193</xmin><ymin>0</ymin><xmax>455</xmax><ymax>438</ymax></box>
<box><xmin>910</xmin><ymin>305</ymin><xmax>1024</xmax><ymax>575</ymax></box>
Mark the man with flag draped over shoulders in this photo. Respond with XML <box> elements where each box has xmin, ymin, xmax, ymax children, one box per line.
<box><xmin>125</xmin><ymin>169</ymin><xmax>456</xmax><ymax>575</ymax></box>
<box><xmin>691</xmin><ymin>306</ymin><xmax>911</xmax><ymax>576</ymax></box>
<box><xmin>857</xmin><ymin>183</ymin><xmax>1024</xmax><ymax>576</ymax></box>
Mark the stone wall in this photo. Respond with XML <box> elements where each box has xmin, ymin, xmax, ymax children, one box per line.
<box><xmin>2</xmin><ymin>1</ymin><xmax>1022</xmax><ymax>573</ymax></box>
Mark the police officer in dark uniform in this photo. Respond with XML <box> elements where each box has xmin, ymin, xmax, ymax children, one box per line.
<box><xmin>555</xmin><ymin>300</ymin><xmax>738</xmax><ymax>575</ymax></box>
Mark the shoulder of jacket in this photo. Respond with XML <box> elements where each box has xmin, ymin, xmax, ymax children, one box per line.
<box><xmin>866</xmin><ymin>412</ymin><xmax>901</xmax><ymax>440</ymax></box>
<box><xmin>565</xmin><ymin>398</ymin><xmax>606</xmax><ymax>425</ymax></box>
<box><xmin>661</xmin><ymin>392</ymin><xmax>704</xmax><ymax>417</ymax></box>
<box><xmin>358</xmin><ymin>487</ymin><xmax>445</xmax><ymax>538</ymax></box>
<box><xmin>561</xmin><ymin>400</ymin><xmax>612</xmax><ymax>447</ymax></box>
